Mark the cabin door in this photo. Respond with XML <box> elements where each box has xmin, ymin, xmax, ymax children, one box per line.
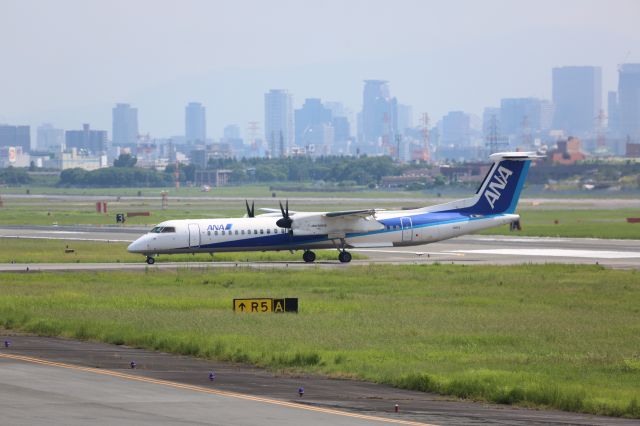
<box><xmin>401</xmin><ymin>217</ymin><xmax>413</xmax><ymax>242</ymax></box>
<box><xmin>188</xmin><ymin>224</ymin><xmax>201</xmax><ymax>248</ymax></box>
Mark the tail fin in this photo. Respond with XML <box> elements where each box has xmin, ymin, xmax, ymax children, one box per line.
<box><xmin>457</xmin><ymin>152</ymin><xmax>540</xmax><ymax>215</ymax></box>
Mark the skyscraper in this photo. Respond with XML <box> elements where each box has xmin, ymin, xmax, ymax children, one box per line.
<box><xmin>361</xmin><ymin>80</ymin><xmax>398</xmax><ymax>144</ymax></box>
<box><xmin>552</xmin><ymin>66</ymin><xmax>602</xmax><ymax>135</ymax></box>
<box><xmin>617</xmin><ymin>64</ymin><xmax>640</xmax><ymax>140</ymax></box>
<box><xmin>264</xmin><ymin>89</ymin><xmax>294</xmax><ymax>157</ymax></box>
<box><xmin>294</xmin><ymin>98</ymin><xmax>332</xmax><ymax>144</ymax></box>
<box><xmin>223</xmin><ymin>124</ymin><xmax>241</xmax><ymax>140</ymax></box>
<box><xmin>65</xmin><ymin>124</ymin><xmax>107</xmax><ymax>153</ymax></box>
<box><xmin>37</xmin><ymin>123</ymin><xmax>64</xmax><ymax>151</ymax></box>
<box><xmin>185</xmin><ymin>102</ymin><xmax>206</xmax><ymax>144</ymax></box>
<box><xmin>112</xmin><ymin>103</ymin><xmax>138</xmax><ymax>146</ymax></box>
<box><xmin>441</xmin><ymin>111</ymin><xmax>470</xmax><ymax>146</ymax></box>
<box><xmin>397</xmin><ymin>104</ymin><xmax>413</xmax><ymax>135</ymax></box>
<box><xmin>607</xmin><ymin>91</ymin><xmax>619</xmax><ymax>134</ymax></box>
<box><xmin>500</xmin><ymin>98</ymin><xmax>548</xmax><ymax>135</ymax></box>
<box><xmin>0</xmin><ymin>125</ymin><xmax>31</xmax><ymax>151</ymax></box>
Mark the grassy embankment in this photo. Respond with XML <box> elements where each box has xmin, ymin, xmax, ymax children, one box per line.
<box><xmin>0</xmin><ymin>265</ymin><xmax>638</xmax><ymax>418</ymax></box>
<box><xmin>0</xmin><ymin>239</ymin><xmax>364</xmax><ymax>263</ymax></box>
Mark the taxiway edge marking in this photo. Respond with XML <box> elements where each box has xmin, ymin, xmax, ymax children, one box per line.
<box><xmin>0</xmin><ymin>352</ymin><xmax>435</xmax><ymax>426</ymax></box>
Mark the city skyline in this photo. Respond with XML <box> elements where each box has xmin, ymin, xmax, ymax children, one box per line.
<box><xmin>1</xmin><ymin>0</ymin><xmax>639</xmax><ymax>138</ymax></box>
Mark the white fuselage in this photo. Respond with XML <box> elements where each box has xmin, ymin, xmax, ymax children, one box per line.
<box><xmin>127</xmin><ymin>210</ymin><xmax>519</xmax><ymax>256</ymax></box>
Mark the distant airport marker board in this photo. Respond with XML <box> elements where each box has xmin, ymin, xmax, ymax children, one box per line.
<box><xmin>233</xmin><ymin>298</ymin><xmax>298</xmax><ymax>313</ymax></box>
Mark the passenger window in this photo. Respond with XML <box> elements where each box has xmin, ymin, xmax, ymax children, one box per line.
<box><xmin>254</xmin><ymin>230</ymin><xmax>257</xmax><ymax>234</ymax></box>
<box><xmin>266</xmin><ymin>229</ymin><xmax>271</xmax><ymax>234</ymax></box>
<box><xmin>207</xmin><ymin>230</ymin><xmax>211</xmax><ymax>236</ymax></box>
<box><xmin>222</xmin><ymin>230</ymin><xmax>225</xmax><ymax>235</ymax></box>
<box><xmin>235</xmin><ymin>230</ymin><xmax>238</xmax><ymax>235</ymax></box>
<box><xmin>214</xmin><ymin>231</ymin><xmax>218</xmax><ymax>236</ymax></box>
<box><xmin>241</xmin><ymin>230</ymin><xmax>245</xmax><ymax>235</ymax></box>
<box><xmin>260</xmin><ymin>229</ymin><xmax>264</xmax><ymax>234</ymax></box>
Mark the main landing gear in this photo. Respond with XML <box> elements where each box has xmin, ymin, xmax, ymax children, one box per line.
<box><xmin>146</xmin><ymin>256</ymin><xmax>155</xmax><ymax>265</ymax></box>
<box><xmin>338</xmin><ymin>251</ymin><xmax>352</xmax><ymax>263</ymax></box>
<box><xmin>302</xmin><ymin>250</ymin><xmax>316</xmax><ymax>263</ymax></box>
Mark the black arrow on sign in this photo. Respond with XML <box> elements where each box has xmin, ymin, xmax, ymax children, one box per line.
<box><xmin>238</xmin><ymin>302</ymin><xmax>246</xmax><ymax>312</ymax></box>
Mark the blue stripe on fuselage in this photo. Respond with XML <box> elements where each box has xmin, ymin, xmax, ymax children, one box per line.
<box><xmin>178</xmin><ymin>211</ymin><xmax>503</xmax><ymax>251</ymax></box>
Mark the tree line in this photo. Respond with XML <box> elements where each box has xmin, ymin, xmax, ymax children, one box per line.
<box><xmin>56</xmin><ymin>155</ymin><xmax>409</xmax><ymax>187</ymax></box>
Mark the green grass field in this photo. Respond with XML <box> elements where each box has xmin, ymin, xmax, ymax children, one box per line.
<box><xmin>0</xmin><ymin>265</ymin><xmax>638</xmax><ymax>418</ymax></box>
<box><xmin>0</xmin><ymin>238</ymin><xmax>364</xmax><ymax>263</ymax></box>
<box><xmin>484</xmin><ymin>208</ymin><xmax>640</xmax><ymax>239</ymax></box>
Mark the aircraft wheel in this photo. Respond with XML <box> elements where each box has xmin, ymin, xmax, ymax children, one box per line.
<box><xmin>338</xmin><ymin>251</ymin><xmax>352</xmax><ymax>263</ymax></box>
<box><xmin>146</xmin><ymin>256</ymin><xmax>155</xmax><ymax>265</ymax></box>
<box><xmin>303</xmin><ymin>250</ymin><xmax>316</xmax><ymax>263</ymax></box>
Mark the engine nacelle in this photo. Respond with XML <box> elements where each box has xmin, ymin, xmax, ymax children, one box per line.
<box><xmin>291</xmin><ymin>213</ymin><xmax>384</xmax><ymax>236</ymax></box>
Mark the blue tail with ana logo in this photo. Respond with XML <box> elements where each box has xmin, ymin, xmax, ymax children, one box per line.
<box><xmin>453</xmin><ymin>152</ymin><xmax>537</xmax><ymax>216</ymax></box>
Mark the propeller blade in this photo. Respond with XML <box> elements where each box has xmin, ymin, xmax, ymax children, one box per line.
<box><xmin>276</xmin><ymin>200</ymin><xmax>292</xmax><ymax>228</ymax></box>
<box><xmin>245</xmin><ymin>200</ymin><xmax>256</xmax><ymax>217</ymax></box>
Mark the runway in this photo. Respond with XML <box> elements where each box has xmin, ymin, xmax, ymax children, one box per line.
<box><xmin>0</xmin><ymin>225</ymin><xmax>639</xmax><ymax>270</ymax></box>
<box><xmin>1</xmin><ymin>335</ymin><xmax>636</xmax><ymax>426</ymax></box>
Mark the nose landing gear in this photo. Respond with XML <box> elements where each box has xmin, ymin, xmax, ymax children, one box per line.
<box><xmin>145</xmin><ymin>256</ymin><xmax>155</xmax><ymax>265</ymax></box>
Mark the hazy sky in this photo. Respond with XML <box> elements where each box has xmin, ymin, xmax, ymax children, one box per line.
<box><xmin>2</xmin><ymin>0</ymin><xmax>639</xmax><ymax>138</ymax></box>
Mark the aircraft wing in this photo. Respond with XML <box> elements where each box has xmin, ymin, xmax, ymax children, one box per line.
<box><xmin>324</xmin><ymin>209</ymin><xmax>378</xmax><ymax>218</ymax></box>
<box><xmin>258</xmin><ymin>208</ymin><xmax>299</xmax><ymax>215</ymax></box>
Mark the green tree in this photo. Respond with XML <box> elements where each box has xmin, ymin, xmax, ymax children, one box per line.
<box><xmin>113</xmin><ymin>153</ymin><xmax>137</xmax><ymax>167</ymax></box>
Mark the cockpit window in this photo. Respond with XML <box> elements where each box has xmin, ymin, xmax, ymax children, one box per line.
<box><xmin>150</xmin><ymin>226</ymin><xmax>175</xmax><ymax>233</ymax></box>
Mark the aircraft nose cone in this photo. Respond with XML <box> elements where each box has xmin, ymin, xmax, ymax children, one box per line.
<box><xmin>127</xmin><ymin>238</ymin><xmax>144</xmax><ymax>253</ymax></box>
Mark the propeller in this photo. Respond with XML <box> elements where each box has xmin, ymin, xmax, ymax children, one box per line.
<box><xmin>245</xmin><ymin>200</ymin><xmax>255</xmax><ymax>218</ymax></box>
<box><xmin>276</xmin><ymin>200</ymin><xmax>293</xmax><ymax>229</ymax></box>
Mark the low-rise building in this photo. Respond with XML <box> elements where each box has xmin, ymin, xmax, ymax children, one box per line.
<box><xmin>44</xmin><ymin>148</ymin><xmax>108</xmax><ymax>170</ymax></box>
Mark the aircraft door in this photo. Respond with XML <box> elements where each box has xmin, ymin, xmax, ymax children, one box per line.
<box><xmin>401</xmin><ymin>217</ymin><xmax>413</xmax><ymax>242</ymax></box>
<box><xmin>188</xmin><ymin>224</ymin><xmax>200</xmax><ymax>248</ymax></box>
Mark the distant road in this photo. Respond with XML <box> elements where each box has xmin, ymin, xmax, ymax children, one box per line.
<box><xmin>3</xmin><ymin>193</ymin><xmax>640</xmax><ymax>209</ymax></box>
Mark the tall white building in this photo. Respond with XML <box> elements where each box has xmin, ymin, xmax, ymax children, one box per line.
<box><xmin>185</xmin><ymin>102</ymin><xmax>207</xmax><ymax>144</ymax></box>
<box><xmin>112</xmin><ymin>103</ymin><xmax>139</xmax><ymax>146</ymax></box>
<box><xmin>264</xmin><ymin>90</ymin><xmax>294</xmax><ymax>157</ymax></box>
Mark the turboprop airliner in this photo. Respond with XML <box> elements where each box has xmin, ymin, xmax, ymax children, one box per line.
<box><xmin>128</xmin><ymin>152</ymin><xmax>540</xmax><ymax>264</ymax></box>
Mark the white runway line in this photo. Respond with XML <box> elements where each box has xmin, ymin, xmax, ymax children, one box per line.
<box><xmin>450</xmin><ymin>248</ymin><xmax>640</xmax><ymax>259</ymax></box>
<box><xmin>351</xmin><ymin>249</ymin><xmax>464</xmax><ymax>257</ymax></box>
<box><xmin>471</xmin><ymin>237</ymin><xmax>570</xmax><ymax>243</ymax></box>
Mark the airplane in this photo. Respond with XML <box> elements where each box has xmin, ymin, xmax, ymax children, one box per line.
<box><xmin>128</xmin><ymin>152</ymin><xmax>540</xmax><ymax>264</ymax></box>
